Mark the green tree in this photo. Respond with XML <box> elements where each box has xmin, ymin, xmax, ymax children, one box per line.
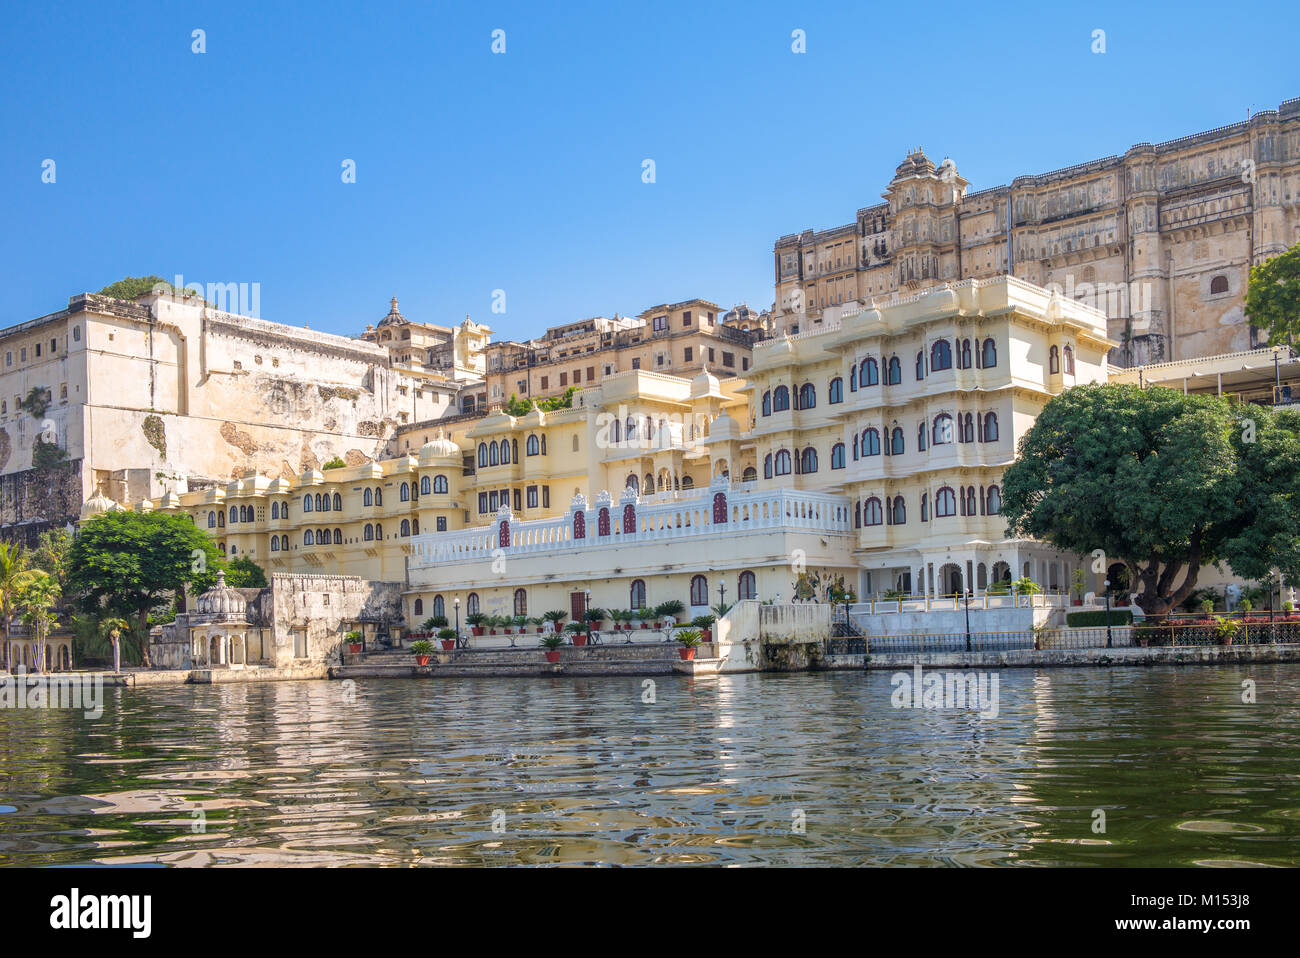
<box><xmin>67</xmin><ymin>511</ymin><xmax>222</xmax><ymax>667</ymax></box>
<box><xmin>1000</xmin><ymin>384</ymin><xmax>1246</xmax><ymax>620</ymax></box>
<box><xmin>100</xmin><ymin>615</ymin><xmax>131</xmax><ymax>675</ymax></box>
<box><xmin>0</xmin><ymin>541</ymin><xmax>29</xmax><ymax>671</ymax></box>
<box><xmin>321</xmin><ymin>456</ymin><xmax>346</xmax><ymax>470</ymax></box>
<box><xmin>98</xmin><ymin>276</ymin><xmax>183</xmax><ymax>301</ymax></box>
<box><xmin>1245</xmin><ymin>242</ymin><xmax>1300</xmax><ymax>345</ymax></box>
<box><xmin>17</xmin><ymin>570</ymin><xmax>60</xmax><ymax>673</ymax></box>
<box><xmin>224</xmin><ymin>555</ymin><xmax>268</xmax><ymax>589</ymax></box>
<box><xmin>31</xmin><ymin>528</ymin><xmax>72</xmax><ymax>588</ymax></box>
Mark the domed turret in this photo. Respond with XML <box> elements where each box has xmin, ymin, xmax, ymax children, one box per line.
<box><xmin>195</xmin><ymin>570</ymin><xmax>247</xmax><ymax>617</ymax></box>
<box><xmin>80</xmin><ymin>490</ymin><xmax>122</xmax><ymax>520</ymax></box>
<box><xmin>690</xmin><ymin>363</ymin><xmax>721</xmax><ymax>399</ymax></box>
<box><xmin>418</xmin><ymin>430</ymin><xmax>461</xmax><ymax>464</ymax></box>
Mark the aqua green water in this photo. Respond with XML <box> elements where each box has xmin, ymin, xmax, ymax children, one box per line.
<box><xmin>1</xmin><ymin>667</ymin><xmax>1296</xmax><ymax>866</ymax></box>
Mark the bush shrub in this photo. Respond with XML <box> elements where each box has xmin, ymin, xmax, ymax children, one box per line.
<box><xmin>1066</xmin><ymin>609</ymin><xmax>1133</xmax><ymax>627</ymax></box>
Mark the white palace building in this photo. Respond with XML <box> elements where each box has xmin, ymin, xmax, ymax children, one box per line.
<box><xmin>404</xmin><ymin>276</ymin><xmax>1113</xmax><ymax>625</ymax></box>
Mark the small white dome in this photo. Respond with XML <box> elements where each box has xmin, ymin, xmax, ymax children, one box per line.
<box><xmin>195</xmin><ymin>570</ymin><xmax>247</xmax><ymax>617</ymax></box>
<box><xmin>419</xmin><ymin>431</ymin><xmax>460</xmax><ymax>462</ymax></box>
<box><xmin>690</xmin><ymin>363</ymin><xmax>722</xmax><ymax>398</ymax></box>
<box><xmin>80</xmin><ymin>491</ymin><xmax>122</xmax><ymax>519</ymax></box>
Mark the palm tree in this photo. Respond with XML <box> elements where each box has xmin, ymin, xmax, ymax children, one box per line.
<box><xmin>17</xmin><ymin>570</ymin><xmax>60</xmax><ymax>674</ymax></box>
<box><xmin>0</xmin><ymin>542</ymin><xmax>28</xmax><ymax>672</ymax></box>
<box><xmin>101</xmin><ymin>616</ymin><xmax>130</xmax><ymax>674</ymax></box>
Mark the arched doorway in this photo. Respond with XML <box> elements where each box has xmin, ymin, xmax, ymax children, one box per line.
<box><xmin>938</xmin><ymin>562</ymin><xmax>963</xmax><ymax>596</ymax></box>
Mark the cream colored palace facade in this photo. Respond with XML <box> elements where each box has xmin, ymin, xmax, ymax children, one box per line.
<box><xmin>79</xmin><ymin>276</ymin><xmax>1111</xmax><ymax>630</ymax></box>
<box><xmin>775</xmin><ymin>98</ymin><xmax>1300</xmax><ymax>368</ymax></box>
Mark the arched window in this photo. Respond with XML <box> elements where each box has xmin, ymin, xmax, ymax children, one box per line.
<box><xmin>207</xmin><ymin>511</ymin><xmax>216</xmax><ymax>528</ymax></box>
<box><xmin>917</xmin><ymin>421</ymin><xmax>928</xmax><ymax>451</ymax></box>
<box><xmin>421</xmin><ymin>476</ymin><xmax>431</xmax><ymax>495</ymax></box>
<box><xmin>304</xmin><ymin>530</ymin><xmax>314</xmax><ymax>545</ymax></box>
<box><xmin>540</xmin><ymin>436</ymin><xmax>547</xmax><ymax>455</ymax></box>
<box><xmin>936</xmin><ymin>486</ymin><xmax>957</xmax><ymax>517</ymax></box>
<box><xmin>761</xmin><ymin>391</ymin><xmax>771</xmax><ymax>416</ymax></box>
<box><xmin>982</xmin><ymin>338</ymin><xmax>997</xmax><ymax>368</ymax></box>
<box><xmin>798</xmin><ymin>383</ymin><xmax>816</xmax><ymax>409</ymax></box>
<box><xmin>891</xmin><ymin>496</ymin><xmax>906</xmax><ymax>524</ymax></box>
<box><xmin>374</xmin><ymin>488</ymin><xmax>382</xmax><ymax>506</ymax></box>
<box><xmin>270</xmin><ymin>502</ymin><xmax>279</xmax><ymax>520</ymax></box>
<box><xmin>527</xmin><ymin>434</ymin><xmax>539</xmax><ymax>456</ymax></box>
<box><xmin>228</xmin><ymin>506</ymin><xmax>238</xmax><ymax>524</ymax></box>
<box><xmin>1049</xmin><ymin>345</ymin><xmax>1060</xmax><ymax>374</ymax></box>
<box><xmin>738</xmin><ymin>571</ymin><xmax>757</xmax><ymax>600</ymax></box>
<box><xmin>271</xmin><ymin>537</ymin><xmax>280</xmax><ymax>551</ymax></box>
<box><xmin>932</xmin><ymin>414</ymin><xmax>954</xmax><ymax>444</ymax></box>
<box><xmin>414</xmin><ymin>598</ymin><xmax>423</xmax><ymax>616</ymax></box>
<box><xmin>800</xmin><ymin>447</ymin><xmax>818</xmax><ymax>473</ymax></box>
<box><xmin>400</xmin><ymin>483</ymin><xmax>410</xmax><ymax>502</ymax></box>
<box><xmin>1210</xmin><ymin>274</ymin><xmax>1229</xmax><ymax>294</ymax></box>
<box><xmin>489</xmin><ymin>442</ymin><xmax>499</xmax><ymax>466</ymax></box>
<box><xmin>630</xmin><ymin>579</ymin><xmax>647</xmax><ymax>609</ymax></box>
<box><xmin>280</xmin><ymin>534</ymin><xmax>288</xmax><ymax>551</ymax></box>
<box><xmin>690</xmin><ymin>575</ymin><xmax>708</xmax><ymax>606</ymax></box>
<box><xmin>243</xmin><ymin>505</ymin><xmax>253</xmax><ymax>522</ymax></box>
<box><xmin>850</xmin><ymin>365</ymin><xmax>857</xmax><ymax>391</ymax></box>
<box><xmin>930</xmin><ymin>339</ymin><xmax>952</xmax><ymax>371</ymax></box>
<box><xmin>218</xmin><ymin>511</ymin><xmax>224</xmax><ymax>527</ymax></box>
<box><xmin>959</xmin><ymin>413</ymin><xmax>974</xmax><ymax>443</ymax></box>
<box><xmin>363</xmin><ymin>488</ymin><xmax>373</xmax><ymax>507</ymax></box>
<box><xmin>433</xmin><ymin>475</ymin><xmax>448</xmax><ymax>494</ymax></box>
<box><xmin>986</xmin><ymin>485</ymin><xmax>1002</xmax><ymax>515</ymax></box>
<box><xmin>983</xmin><ymin>412</ymin><xmax>999</xmax><ymax>442</ymax></box>
<box><xmin>887</xmin><ymin>357</ymin><xmax>902</xmax><ymax>385</ymax></box>
<box><xmin>960</xmin><ymin>338</ymin><xmax>971</xmax><ymax>369</ymax></box>
<box><xmin>921</xmin><ymin>492</ymin><xmax>929</xmax><ymax>522</ymax></box>
<box><xmin>400</xmin><ymin>519</ymin><xmax>411</xmax><ymax>536</ymax></box>
<box><xmin>514</xmin><ymin>588</ymin><xmax>528</xmax><ymax>616</ymax></box>
<box><xmin>915</xmin><ymin>351</ymin><xmax>925</xmax><ymax>380</ymax></box>
<box><xmin>478</xmin><ymin>443</ymin><xmax>488</xmax><ymax>467</ymax></box>
<box><xmin>433</xmin><ymin>595</ymin><xmax>445</xmax><ymax>618</ymax></box>
<box><xmin>513</xmin><ymin>438</ymin><xmax>519</xmax><ymax>461</ymax></box>
<box><xmin>828</xmin><ymin>377</ymin><xmax>843</xmax><ymax>404</ymax></box>
<box><xmin>763</xmin><ymin>454</ymin><xmax>773</xmax><ymax>479</ymax></box>
<box><xmin>890</xmin><ymin>428</ymin><xmax>904</xmax><ymax>455</ymax></box>
<box><xmin>861</xmin><ymin>357</ymin><xmax>879</xmax><ymax>386</ymax></box>
<box><xmin>626</xmin><ymin>416</ymin><xmax>637</xmax><ymax>440</ymax></box>
<box><xmin>831</xmin><ymin>443</ymin><xmax>845</xmax><ymax>469</ymax></box>
<box><xmin>774</xmin><ymin>449</ymin><xmax>792</xmax><ymax>475</ymax></box>
<box><xmin>626</xmin><ymin>473</ymin><xmax>639</xmax><ymax>493</ymax></box>
<box><xmin>364</xmin><ymin>524</ymin><xmax>374</xmax><ymax>541</ymax></box>
<box><xmin>500</xmin><ymin>439</ymin><xmax>511</xmax><ymax>465</ymax></box>
<box><xmin>965</xmin><ymin>486</ymin><xmax>977</xmax><ymax>516</ymax></box>
<box><xmin>467</xmin><ymin>593</ymin><xmax>480</xmax><ymax>616</ymax></box>
<box><xmin>334</xmin><ymin>528</ymin><xmax>343</xmax><ymax>545</ymax></box>
<box><xmin>862</xmin><ymin>428</ymin><xmax>881</xmax><ymax>457</ymax></box>
<box><xmin>742</xmin><ymin>466</ymin><xmax>757</xmax><ymax>481</ymax></box>
<box><xmin>773</xmin><ymin>386</ymin><xmax>790</xmax><ymax>411</ymax></box>
<box><xmin>412</xmin><ymin>518</ymin><xmax>419</xmax><ymax>535</ymax></box>
<box><xmin>863</xmin><ymin>497</ymin><xmax>883</xmax><ymax>526</ymax></box>
<box><xmin>1063</xmin><ymin>345</ymin><xmax>1075</xmax><ymax>375</ymax></box>
<box><xmin>374</xmin><ymin>522</ymin><xmax>383</xmax><ymax>539</ymax></box>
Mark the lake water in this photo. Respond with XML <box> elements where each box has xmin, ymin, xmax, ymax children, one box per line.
<box><xmin>1</xmin><ymin>666</ymin><xmax>1297</xmax><ymax>866</ymax></box>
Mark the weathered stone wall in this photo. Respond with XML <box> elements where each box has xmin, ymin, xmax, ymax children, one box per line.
<box><xmin>261</xmin><ymin>574</ymin><xmax>403</xmax><ymax>667</ymax></box>
<box><xmin>0</xmin><ymin>459</ymin><xmax>82</xmax><ymax>544</ymax></box>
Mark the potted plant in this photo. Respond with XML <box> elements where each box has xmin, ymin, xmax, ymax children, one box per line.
<box><xmin>691</xmin><ymin>614</ymin><xmax>715</xmax><ymax>642</ymax></box>
<box><xmin>345</xmin><ymin>629</ymin><xmax>363</xmax><ymax>654</ymax></box>
<box><xmin>528</xmin><ymin>616</ymin><xmax>544</xmax><ymax>634</ymax></box>
<box><xmin>431</xmin><ymin>614</ymin><xmax>449</xmax><ymax>628</ymax></box>
<box><xmin>540</xmin><ymin>633</ymin><xmax>564</xmax><ymax>663</ymax></box>
<box><xmin>636</xmin><ymin>606</ymin><xmax>651</xmax><ymax>629</ymax></box>
<box><xmin>436</xmin><ymin>627</ymin><xmax>457</xmax><ymax>651</ymax></box>
<box><xmin>675</xmin><ymin>628</ymin><xmax>703</xmax><ymax>661</ymax></box>
<box><xmin>543</xmin><ymin>610</ymin><xmax>568</xmax><ymax>632</ymax></box>
<box><xmin>1284</xmin><ymin>601</ymin><xmax>1295</xmax><ymax>615</ymax></box>
<box><xmin>565</xmin><ymin>620</ymin><xmax>589</xmax><ymax>647</ymax></box>
<box><xmin>466</xmin><ymin>612</ymin><xmax>486</xmax><ymax>636</ymax></box>
<box><xmin>409</xmin><ymin>639</ymin><xmax>434</xmax><ymax>666</ymax></box>
<box><xmin>512</xmin><ymin>614</ymin><xmax>528</xmax><ymax>634</ymax></box>
<box><xmin>1070</xmin><ymin>569</ymin><xmax>1086</xmax><ymax>606</ymax></box>
<box><xmin>1238</xmin><ymin>599</ymin><xmax>1254</xmax><ymax>615</ymax></box>
<box><xmin>1199</xmin><ymin>598</ymin><xmax>1215</xmax><ymax>616</ymax></box>
<box><xmin>487</xmin><ymin>614</ymin><xmax>503</xmax><ymax>635</ymax></box>
<box><xmin>1213</xmin><ymin>615</ymin><xmax>1241</xmax><ymax>646</ymax></box>
<box><xmin>584</xmin><ymin>607</ymin><xmax>606</xmax><ymax>631</ymax></box>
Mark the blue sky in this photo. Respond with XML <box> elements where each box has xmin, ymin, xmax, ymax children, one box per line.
<box><xmin>1</xmin><ymin>0</ymin><xmax>1295</xmax><ymax>340</ymax></box>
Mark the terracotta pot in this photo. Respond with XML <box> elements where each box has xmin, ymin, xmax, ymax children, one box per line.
<box><xmin>489</xmin><ymin>629</ymin><xmax>497</xmax><ymax>635</ymax></box>
<box><xmin>701</xmin><ymin>628</ymin><xmax>712</xmax><ymax>642</ymax></box>
<box><xmin>415</xmin><ymin>655</ymin><xmax>430</xmax><ymax>666</ymax></box>
<box><xmin>441</xmin><ymin>640</ymin><xmax>456</xmax><ymax>651</ymax></box>
<box><xmin>348</xmin><ymin>643</ymin><xmax>363</xmax><ymax>654</ymax></box>
<box><xmin>471</xmin><ymin>627</ymin><xmax>484</xmax><ymax>636</ymax></box>
<box><xmin>545</xmin><ymin>650</ymin><xmax>561</xmax><ymax>663</ymax></box>
<box><xmin>679</xmin><ymin>647</ymin><xmax>696</xmax><ymax>661</ymax></box>
<box><xmin>1071</xmin><ymin>599</ymin><xmax>1083</xmax><ymax>606</ymax></box>
<box><xmin>571</xmin><ymin>634</ymin><xmax>587</xmax><ymax>647</ymax></box>
<box><xmin>536</xmin><ymin>627</ymin><xmax>544</xmax><ymax>634</ymax></box>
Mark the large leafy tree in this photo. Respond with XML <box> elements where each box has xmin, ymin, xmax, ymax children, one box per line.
<box><xmin>999</xmin><ymin>383</ymin><xmax>1279</xmax><ymax>620</ymax></box>
<box><xmin>0</xmin><ymin>541</ymin><xmax>29</xmax><ymax>671</ymax></box>
<box><xmin>224</xmin><ymin>555</ymin><xmax>267</xmax><ymax>589</ymax></box>
<box><xmin>17</xmin><ymin>571</ymin><xmax>60</xmax><ymax>673</ymax></box>
<box><xmin>1245</xmin><ymin>242</ymin><xmax>1300</xmax><ymax>345</ymax></box>
<box><xmin>67</xmin><ymin>511</ymin><xmax>222</xmax><ymax>667</ymax></box>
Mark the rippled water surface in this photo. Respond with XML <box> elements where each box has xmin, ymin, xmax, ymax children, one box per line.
<box><xmin>1</xmin><ymin>667</ymin><xmax>1298</xmax><ymax>866</ymax></box>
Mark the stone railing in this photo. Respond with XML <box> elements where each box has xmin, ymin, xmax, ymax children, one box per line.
<box><xmin>409</xmin><ymin>478</ymin><xmax>853</xmax><ymax>567</ymax></box>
